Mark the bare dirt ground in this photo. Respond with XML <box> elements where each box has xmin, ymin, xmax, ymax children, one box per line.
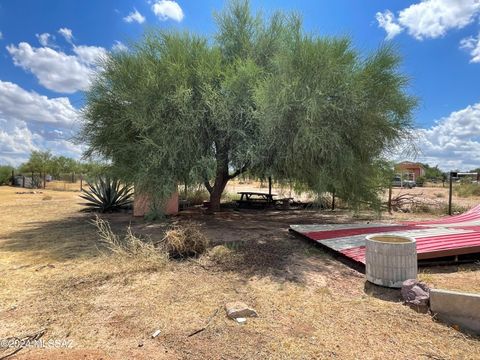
<box><xmin>0</xmin><ymin>186</ymin><xmax>479</xmax><ymax>359</ymax></box>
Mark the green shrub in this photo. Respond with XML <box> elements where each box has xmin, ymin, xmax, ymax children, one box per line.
<box><xmin>0</xmin><ymin>166</ymin><xmax>13</xmax><ymax>185</ymax></box>
<box><xmin>416</xmin><ymin>176</ymin><xmax>426</xmax><ymax>187</ymax></box>
<box><xmin>456</xmin><ymin>183</ymin><xmax>480</xmax><ymax>198</ymax></box>
<box><xmin>184</xmin><ymin>186</ymin><xmax>210</xmax><ymax>205</ymax></box>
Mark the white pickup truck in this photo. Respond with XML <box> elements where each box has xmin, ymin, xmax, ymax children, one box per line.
<box><xmin>392</xmin><ymin>176</ymin><xmax>416</xmax><ymax>189</ymax></box>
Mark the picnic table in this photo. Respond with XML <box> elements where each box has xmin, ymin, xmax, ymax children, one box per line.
<box><xmin>237</xmin><ymin>191</ymin><xmax>277</xmax><ymax>204</ymax></box>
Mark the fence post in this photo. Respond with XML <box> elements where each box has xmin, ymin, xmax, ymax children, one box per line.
<box><xmin>331</xmin><ymin>190</ymin><xmax>335</xmax><ymax>211</ymax></box>
<box><xmin>448</xmin><ymin>172</ymin><xmax>454</xmax><ymax>216</ymax></box>
<box><xmin>80</xmin><ymin>175</ymin><xmax>83</xmax><ymax>191</ymax></box>
<box><xmin>31</xmin><ymin>172</ymin><xmax>34</xmax><ymax>189</ymax></box>
<box><xmin>11</xmin><ymin>169</ymin><xmax>14</xmax><ymax>186</ymax></box>
<box><xmin>22</xmin><ymin>176</ymin><xmax>25</xmax><ymax>188</ymax></box>
<box><xmin>43</xmin><ymin>172</ymin><xmax>46</xmax><ymax>189</ymax></box>
<box><xmin>388</xmin><ymin>185</ymin><xmax>392</xmax><ymax>214</ymax></box>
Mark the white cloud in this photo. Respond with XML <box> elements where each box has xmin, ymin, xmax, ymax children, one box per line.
<box><xmin>0</xmin><ymin>81</ymin><xmax>79</xmax><ymax>127</ymax></box>
<box><xmin>112</xmin><ymin>41</ymin><xmax>128</xmax><ymax>52</ymax></box>
<box><xmin>124</xmin><ymin>9</ymin><xmax>145</xmax><ymax>24</ymax></box>
<box><xmin>7</xmin><ymin>42</ymin><xmax>106</xmax><ymax>93</ymax></box>
<box><xmin>0</xmin><ymin>81</ymin><xmax>82</xmax><ymax>165</ymax></box>
<box><xmin>152</xmin><ymin>0</ymin><xmax>184</xmax><ymax>22</ymax></box>
<box><xmin>0</xmin><ymin>31</ymin><xmax>4</xmax><ymax>40</ymax></box>
<box><xmin>58</xmin><ymin>27</ymin><xmax>73</xmax><ymax>43</ymax></box>
<box><xmin>72</xmin><ymin>45</ymin><xmax>107</xmax><ymax>65</ymax></box>
<box><xmin>415</xmin><ymin>102</ymin><xmax>480</xmax><ymax>170</ymax></box>
<box><xmin>460</xmin><ymin>33</ymin><xmax>480</xmax><ymax>63</ymax></box>
<box><xmin>35</xmin><ymin>33</ymin><xmax>55</xmax><ymax>47</ymax></box>
<box><xmin>375</xmin><ymin>10</ymin><xmax>403</xmax><ymax>40</ymax></box>
<box><xmin>376</xmin><ymin>0</ymin><xmax>480</xmax><ymax>40</ymax></box>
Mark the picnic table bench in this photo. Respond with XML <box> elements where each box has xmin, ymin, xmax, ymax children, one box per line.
<box><xmin>236</xmin><ymin>191</ymin><xmax>293</xmax><ymax>208</ymax></box>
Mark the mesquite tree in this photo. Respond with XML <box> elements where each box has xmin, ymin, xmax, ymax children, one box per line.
<box><xmin>81</xmin><ymin>0</ymin><xmax>415</xmax><ymax>213</ymax></box>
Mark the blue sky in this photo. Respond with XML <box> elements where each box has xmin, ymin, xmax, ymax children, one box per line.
<box><xmin>0</xmin><ymin>0</ymin><xmax>479</xmax><ymax>170</ymax></box>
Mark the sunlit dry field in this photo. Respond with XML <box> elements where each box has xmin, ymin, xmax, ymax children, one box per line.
<box><xmin>0</xmin><ymin>186</ymin><xmax>479</xmax><ymax>359</ymax></box>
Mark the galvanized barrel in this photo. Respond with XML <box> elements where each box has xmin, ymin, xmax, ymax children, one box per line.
<box><xmin>365</xmin><ymin>234</ymin><xmax>417</xmax><ymax>288</ymax></box>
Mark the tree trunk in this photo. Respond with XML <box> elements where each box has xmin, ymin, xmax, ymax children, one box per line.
<box><xmin>207</xmin><ymin>145</ymin><xmax>230</xmax><ymax>212</ymax></box>
<box><xmin>205</xmin><ymin>143</ymin><xmax>249</xmax><ymax>212</ymax></box>
<box><xmin>208</xmin><ymin>165</ymin><xmax>229</xmax><ymax>212</ymax></box>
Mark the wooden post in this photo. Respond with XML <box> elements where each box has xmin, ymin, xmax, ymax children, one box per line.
<box><xmin>80</xmin><ymin>175</ymin><xmax>83</xmax><ymax>191</ymax></box>
<box><xmin>448</xmin><ymin>172</ymin><xmax>454</xmax><ymax>216</ymax></box>
<box><xmin>31</xmin><ymin>172</ymin><xmax>34</xmax><ymax>189</ymax></box>
<box><xmin>331</xmin><ymin>190</ymin><xmax>335</xmax><ymax>211</ymax></box>
<box><xmin>388</xmin><ymin>185</ymin><xmax>392</xmax><ymax>214</ymax></box>
<box><xmin>22</xmin><ymin>176</ymin><xmax>25</xmax><ymax>188</ymax></box>
<box><xmin>43</xmin><ymin>172</ymin><xmax>46</xmax><ymax>189</ymax></box>
<box><xmin>11</xmin><ymin>169</ymin><xmax>14</xmax><ymax>186</ymax></box>
<box><xmin>268</xmin><ymin>176</ymin><xmax>272</xmax><ymax>197</ymax></box>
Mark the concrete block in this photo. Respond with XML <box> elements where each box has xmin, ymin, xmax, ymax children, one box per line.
<box><xmin>133</xmin><ymin>192</ymin><xmax>179</xmax><ymax>217</ymax></box>
<box><xmin>430</xmin><ymin>289</ymin><xmax>480</xmax><ymax>334</ymax></box>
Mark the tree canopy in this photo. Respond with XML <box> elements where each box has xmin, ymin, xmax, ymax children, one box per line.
<box><xmin>80</xmin><ymin>0</ymin><xmax>416</xmax><ymax>212</ymax></box>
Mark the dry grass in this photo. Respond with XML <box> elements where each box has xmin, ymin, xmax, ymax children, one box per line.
<box><xmin>0</xmin><ymin>185</ymin><xmax>479</xmax><ymax>359</ymax></box>
<box><xmin>160</xmin><ymin>221</ymin><xmax>209</xmax><ymax>258</ymax></box>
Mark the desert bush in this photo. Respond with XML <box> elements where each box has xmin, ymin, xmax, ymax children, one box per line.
<box><xmin>441</xmin><ymin>203</ymin><xmax>469</xmax><ymax>215</ymax></box>
<box><xmin>80</xmin><ymin>177</ymin><xmax>133</xmax><ymax>212</ymax></box>
<box><xmin>456</xmin><ymin>183</ymin><xmax>480</xmax><ymax>198</ymax></box>
<box><xmin>209</xmin><ymin>244</ymin><xmax>234</xmax><ymax>263</ymax></box>
<box><xmin>184</xmin><ymin>186</ymin><xmax>210</xmax><ymax>205</ymax></box>
<box><xmin>416</xmin><ymin>176</ymin><xmax>426</xmax><ymax>187</ymax></box>
<box><xmin>411</xmin><ymin>202</ymin><xmax>434</xmax><ymax>213</ymax></box>
<box><xmin>93</xmin><ymin>215</ymin><xmax>166</xmax><ymax>262</ymax></box>
<box><xmin>160</xmin><ymin>222</ymin><xmax>209</xmax><ymax>259</ymax></box>
<box><xmin>0</xmin><ymin>165</ymin><xmax>13</xmax><ymax>185</ymax></box>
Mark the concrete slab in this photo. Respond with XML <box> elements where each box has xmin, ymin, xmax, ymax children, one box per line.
<box><xmin>430</xmin><ymin>289</ymin><xmax>480</xmax><ymax>334</ymax></box>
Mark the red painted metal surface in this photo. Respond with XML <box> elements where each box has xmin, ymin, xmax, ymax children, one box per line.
<box><xmin>340</xmin><ymin>231</ymin><xmax>480</xmax><ymax>264</ymax></box>
<box><xmin>292</xmin><ymin>204</ymin><xmax>480</xmax><ymax>265</ymax></box>
<box><xmin>304</xmin><ymin>225</ymin><xmax>414</xmax><ymax>241</ymax></box>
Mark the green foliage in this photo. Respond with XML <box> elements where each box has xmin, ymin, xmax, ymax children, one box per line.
<box><xmin>19</xmin><ymin>150</ymin><xmax>52</xmax><ymax>174</ymax></box>
<box><xmin>18</xmin><ymin>151</ymin><xmax>108</xmax><ymax>180</ymax></box>
<box><xmin>0</xmin><ymin>165</ymin><xmax>13</xmax><ymax>185</ymax></box>
<box><xmin>456</xmin><ymin>183</ymin><xmax>480</xmax><ymax>198</ymax></box>
<box><xmin>80</xmin><ymin>177</ymin><xmax>133</xmax><ymax>212</ymax></box>
<box><xmin>416</xmin><ymin>176</ymin><xmax>426</xmax><ymax>187</ymax></box>
<box><xmin>80</xmin><ymin>0</ymin><xmax>416</xmax><ymax>210</ymax></box>
<box><xmin>255</xmin><ymin>40</ymin><xmax>416</xmax><ymax>207</ymax></box>
<box><xmin>421</xmin><ymin>163</ymin><xmax>444</xmax><ymax>180</ymax></box>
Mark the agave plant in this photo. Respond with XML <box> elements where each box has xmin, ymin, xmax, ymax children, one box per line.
<box><xmin>80</xmin><ymin>177</ymin><xmax>133</xmax><ymax>212</ymax></box>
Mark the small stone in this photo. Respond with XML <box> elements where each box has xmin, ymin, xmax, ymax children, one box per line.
<box><xmin>401</xmin><ymin>279</ymin><xmax>430</xmax><ymax>313</ymax></box>
<box><xmin>235</xmin><ymin>317</ymin><xmax>247</xmax><ymax>324</ymax></box>
<box><xmin>151</xmin><ymin>329</ymin><xmax>161</xmax><ymax>338</ymax></box>
<box><xmin>225</xmin><ymin>301</ymin><xmax>258</xmax><ymax>319</ymax></box>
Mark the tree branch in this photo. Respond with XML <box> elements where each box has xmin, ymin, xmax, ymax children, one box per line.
<box><xmin>228</xmin><ymin>162</ymin><xmax>249</xmax><ymax>180</ymax></box>
<box><xmin>204</xmin><ymin>181</ymin><xmax>213</xmax><ymax>194</ymax></box>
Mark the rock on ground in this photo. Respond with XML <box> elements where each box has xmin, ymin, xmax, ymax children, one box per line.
<box><xmin>401</xmin><ymin>279</ymin><xmax>430</xmax><ymax>313</ymax></box>
<box><xmin>225</xmin><ymin>302</ymin><xmax>258</xmax><ymax>319</ymax></box>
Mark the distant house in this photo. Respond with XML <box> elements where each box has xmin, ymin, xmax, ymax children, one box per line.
<box><xmin>395</xmin><ymin>161</ymin><xmax>425</xmax><ymax>181</ymax></box>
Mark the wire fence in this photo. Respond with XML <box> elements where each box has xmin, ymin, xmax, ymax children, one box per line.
<box><xmin>11</xmin><ymin>171</ymin><xmax>91</xmax><ymax>192</ymax></box>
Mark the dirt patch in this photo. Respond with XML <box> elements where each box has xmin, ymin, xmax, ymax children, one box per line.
<box><xmin>0</xmin><ymin>186</ymin><xmax>479</xmax><ymax>359</ymax></box>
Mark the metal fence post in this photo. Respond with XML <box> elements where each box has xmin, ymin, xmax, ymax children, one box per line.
<box><xmin>388</xmin><ymin>185</ymin><xmax>392</xmax><ymax>214</ymax></box>
<box><xmin>448</xmin><ymin>171</ymin><xmax>454</xmax><ymax>215</ymax></box>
